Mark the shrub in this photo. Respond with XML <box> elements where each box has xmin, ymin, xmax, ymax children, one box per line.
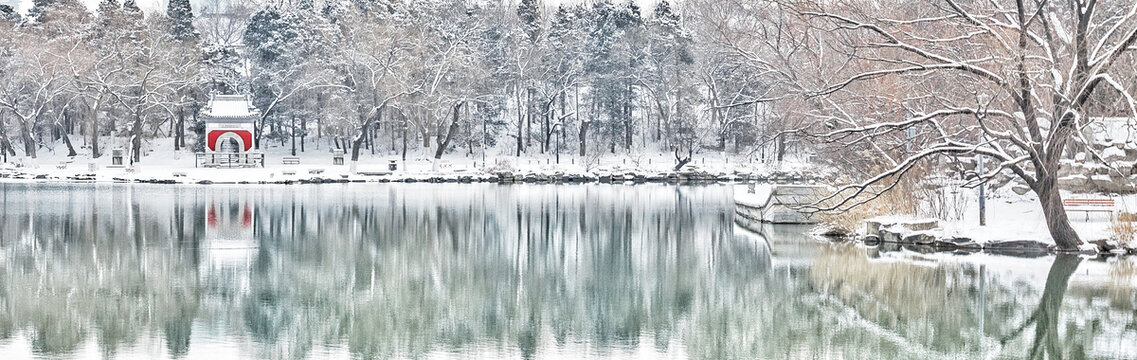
<box><xmin>1110</xmin><ymin>212</ymin><xmax>1137</xmax><ymax>246</ymax></box>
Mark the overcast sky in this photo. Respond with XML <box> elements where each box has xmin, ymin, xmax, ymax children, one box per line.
<box><xmin>15</xmin><ymin>0</ymin><xmax>171</xmax><ymax>14</ymax></box>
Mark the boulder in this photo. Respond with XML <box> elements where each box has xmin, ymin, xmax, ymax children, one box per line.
<box><xmin>864</xmin><ymin>220</ymin><xmax>884</xmax><ymax>236</ymax></box>
<box><xmin>934</xmin><ymin>237</ymin><xmax>981</xmax><ymax>250</ymax></box>
<box><xmin>1102</xmin><ymin>146</ymin><xmax>1128</xmax><ymax>163</ymax></box>
<box><xmin>897</xmin><ymin>219</ymin><xmax>939</xmax><ymax>232</ymax></box>
<box><xmin>902</xmin><ymin>232</ymin><xmax>936</xmax><ymax>245</ymax></box>
<box><xmin>880</xmin><ymin>228</ymin><xmax>904</xmax><ymax>243</ymax></box>
<box><xmin>1114</xmin><ymin>162</ymin><xmax>1134</xmax><ymax>177</ymax></box>
<box><xmin>1058</xmin><ymin>160</ymin><xmax>1081</xmax><ymax>177</ymax></box>
<box><xmin>984</xmin><ymin>240</ymin><xmax>1051</xmax><ymax>257</ymax></box>
<box><xmin>1089</xmin><ymin>174</ymin><xmax>1136</xmax><ymax>193</ymax></box>
<box><xmin>1011</xmin><ymin>184</ymin><xmax>1032</xmax><ymax>195</ymax></box>
<box><xmin>862</xmin><ymin>234</ymin><xmax>882</xmax><ymax>245</ymax></box>
<box><xmin>1087</xmin><ymin>239</ymin><xmax>1119</xmax><ymax>253</ymax></box>
<box><xmin>1058</xmin><ymin>175</ymin><xmax>1092</xmax><ymax>192</ymax></box>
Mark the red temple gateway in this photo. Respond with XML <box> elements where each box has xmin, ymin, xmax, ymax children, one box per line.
<box><xmin>198</xmin><ymin>95</ymin><xmax>264</xmax><ymax>167</ymax></box>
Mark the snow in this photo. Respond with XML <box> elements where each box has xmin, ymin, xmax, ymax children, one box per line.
<box><xmin>935</xmin><ymin>187</ymin><xmax>1130</xmax><ymax>247</ymax></box>
<box><xmin>1100</xmin><ymin>146</ymin><xmax>1126</xmax><ymax>161</ymax></box>
<box><xmin>733</xmin><ymin>184</ymin><xmax>773</xmax><ymax>208</ymax></box>
<box><xmin>204</xmin><ymin>95</ymin><xmax>257</xmax><ymax>118</ymax></box>
<box><xmin>0</xmin><ymin>136</ymin><xmax>823</xmax><ymax>185</ymax></box>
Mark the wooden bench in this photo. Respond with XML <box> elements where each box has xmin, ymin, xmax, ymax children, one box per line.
<box><xmin>1063</xmin><ymin>198</ymin><xmax>1115</xmax><ymax>220</ymax></box>
<box><xmin>357</xmin><ymin>171</ymin><xmax>391</xmax><ymax>176</ymax></box>
<box><xmin>282</xmin><ymin>157</ymin><xmax>301</xmax><ymax>165</ymax></box>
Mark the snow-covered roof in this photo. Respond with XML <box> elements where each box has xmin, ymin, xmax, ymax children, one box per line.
<box><xmin>203</xmin><ymin>95</ymin><xmax>259</xmax><ymax>122</ymax></box>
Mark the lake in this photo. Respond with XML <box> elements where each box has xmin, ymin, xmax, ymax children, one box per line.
<box><xmin>0</xmin><ymin>183</ymin><xmax>1133</xmax><ymax>359</ymax></box>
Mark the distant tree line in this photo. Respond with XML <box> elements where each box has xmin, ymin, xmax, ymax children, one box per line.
<box><xmin>0</xmin><ymin>0</ymin><xmax>781</xmax><ymax>166</ymax></box>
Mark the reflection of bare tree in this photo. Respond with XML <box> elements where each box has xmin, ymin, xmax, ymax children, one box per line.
<box><xmin>1000</xmin><ymin>255</ymin><xmax>1083</xmax><ymax>359</ymax></box>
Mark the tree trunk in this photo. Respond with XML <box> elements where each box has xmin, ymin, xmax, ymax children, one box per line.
<box><xmin>435</xmin><ymin>101</ymin><xmax>464</xmax><ymax>159</ymax></box>
<box><xmin>351</xmin><ymin>104</ymin><xmax>385</xmax><ymax>162</ymax></box>
<box><xmin>526</xmin><ymin>88</ymin><xmax>534</xmax><ymax>150</ymax></box>
<box><xmin>625</xmin><ymin>83</ymin><xmax>633</xmax><ymax>150</ymax></box>
<box><xmin>90</xmin><ymin>104</ymin><xmax>101</xmax><ymax>158</ymax></box>
<box><xmin>0</xmin><ymin>115</ymin><xmax>15</xmax><ymax>161</ymax></box>
<box><xmin>1035</xmin><ymin>174</ymin><xmax>1082</xmax><ymax>250</ymax></box>
<box><xmin>174</xmin><ymin>107</ymin><xmax>184</xmax><ymax>151</ymax></box>
<box><xmin>542</xmin><ymin>101</ymin><xmax>551</xmax><ymax>153</ymax></box>
<box><xmin>776</xmin><ymin>134</ymin><xmax>786</xmax><ymax>162</ymax></box>
<box><xmin>131</xmin><ymin>110</ymin><xmax>143</xmax><ymax>163</ymax></box>
<box><xmin>579</xmin><ymin>121</ymin><xmax>589</xmax><ymax>157</ymax></box>
<box><xmin>351</xmin><ymin>122</ymin><xmax>368</xmax><ymax>162</ymax></box>
<box><xmin>516</xmin><ymin>86</ymin><xmax>524</xmax><ymax>156</ymax></box>
<box><xmin>20</xmin><ymin>118</ymin><xmax>36</xmax><ymax>158</ymax></box>
<box><xmin>57</xmin><ymin>122</ymin><xmax>77</xmax><ymax>157</ymax></box>
<box><xmin>673</xmin><ymin>148</ymin><xmax>692</xmax><ymax>172</ymax></box>
<box><xmin>401</xmin><ymin>111</ymin><xmax>408</xmax><ymax>161</ymax></box>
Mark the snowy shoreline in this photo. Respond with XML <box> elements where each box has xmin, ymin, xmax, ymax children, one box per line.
<box><xmin>0</xmin><ymin>166</ymin><xmax>822</xmax><ymax>186</ymax></box>
<box><xmin>0</xmin><ymin>145</ymin><xmax>830</xmax><ymax>186</ymax></box>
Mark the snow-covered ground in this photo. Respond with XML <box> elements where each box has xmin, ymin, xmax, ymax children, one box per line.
<box><xmin>936</xmin><ymin>186</ymin><xmax>1133</xmax><ymax>247</ymax></box>
<box><xmin>0</xmin><ymin>137</ymin><xmax>820</xmax><ymax>184</ymax></box>
<box><xmin>734</xmin><ymin>183</ymin><xmax>1135</xmax><ymax>252</ymax></box>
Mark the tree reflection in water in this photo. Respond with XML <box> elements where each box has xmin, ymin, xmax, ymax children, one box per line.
<box><xmin>999</xmin><ymin>254</ymin><xmax>1084</xmax><ymax>359</ymax></box>
<box><xmin>0</xmin><ymin>183</ymin><xmax>1132</xmax><ymax>359</ymax></box>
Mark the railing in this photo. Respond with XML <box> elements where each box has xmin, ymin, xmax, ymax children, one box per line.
<box><xmin>196</xmin><ymin>152</ymin><xmax>265</xmax><ymax>168</ymax></box>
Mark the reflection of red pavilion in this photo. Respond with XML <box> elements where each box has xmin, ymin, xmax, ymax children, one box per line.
<box><xmin>207</xmin><ymin>204</ymin><xmax>253</xmax><ymax>228</ymax></box>
<box><xmin>200</xmin><ymin>191</ymin><xmax>257</xmax><ymax>297</ymax></box>
<box><xmin>204</xmin><ymin>196</ymin><xmax>256</xmax><ymax>248</ymax></box>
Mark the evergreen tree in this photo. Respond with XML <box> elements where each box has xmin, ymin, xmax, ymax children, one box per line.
<box><xmin>166</xmin><ymin>0</ymin><xmax>198</xmax><ymax>41</ymax></box>
<box><xmin>122</xmin><ymin>0</ymin><xmax>142</xmax><ymax>21</ymax></box>
<box><xmin>516</xmin><ymin>0</ymin><xmax>540</xmax><ymax>43</ymax></box>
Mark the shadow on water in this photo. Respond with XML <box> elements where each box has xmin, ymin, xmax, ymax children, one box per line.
<box><xmin>0</xmin><ymin>183</ymin><xmax>1132</xmax><ymax>359</ymax></box>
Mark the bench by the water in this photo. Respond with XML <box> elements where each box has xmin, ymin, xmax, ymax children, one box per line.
<box><xmin>1063</xmin><ymin>198</ymin><xmax>1115</xmax><ymax>220</ymax></box>
<box><xmin>282</xmin><ymin>156</ymin><xmax>301</xmax><ymax>165</ymax></box>
<box><xmin>357</xmin><ymin>171</ymin><xmax>391</xmax><ymax>176</ymax></box>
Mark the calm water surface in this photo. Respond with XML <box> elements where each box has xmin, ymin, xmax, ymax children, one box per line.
<box><xmin>0</xmin><ymin>183</ymin><xmax>1134</xmax><ymax>359</ymax></box>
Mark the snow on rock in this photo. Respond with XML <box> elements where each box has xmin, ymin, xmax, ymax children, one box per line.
<box><xmin>1101</xmin><ymin>146</ymin><xmax>1127</xmax><ymax>162</ymax></box>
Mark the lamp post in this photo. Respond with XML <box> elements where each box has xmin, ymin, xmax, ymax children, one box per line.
<box><xmin>552</xmin><ymin>122</ymin><xmax>564</xmax><ymax>165</ymax></box>
<box><xmin>978</xmin><ymin>155</ymin><xmax>986</xmax><ymax>226</ymax></box>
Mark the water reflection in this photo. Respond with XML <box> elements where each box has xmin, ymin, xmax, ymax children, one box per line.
<box><xmin>0</xmin><ymin>183</ymin><xmax>1133</xmax><ymax>359</ymax></box>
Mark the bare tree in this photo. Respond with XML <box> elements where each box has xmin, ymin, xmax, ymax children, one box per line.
<box><xmin>722</xmin><ymin>0</ymin><xmax>1137</xmax><ymax>250</ymax></box>
<box><xmin>0</xmin><ymin>31</ymin><xmax>70</xmax><ymax>159</ymax></box>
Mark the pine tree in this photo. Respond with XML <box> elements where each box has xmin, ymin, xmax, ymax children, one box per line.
<box><xmin>166</xmin><ymin>0</ymin><xmax>198</xmax><ymax>41</ymax></box>
<box><xmin>122</xmin><ymin>0</ymin><xmax>142</xmax><ymax>21</ymax></box>
<box><xmin>516</xmin><ymin>0</ymin><xmax>540</xmax><ymax>43</ymax></box>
